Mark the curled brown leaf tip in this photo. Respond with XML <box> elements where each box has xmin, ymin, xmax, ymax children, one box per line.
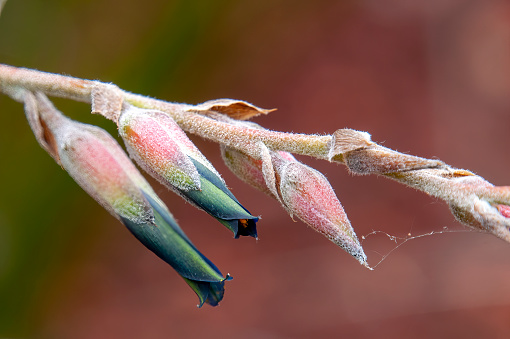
<box><xmin>191</xmin><ymin>99</ymin><xmax>276</xmax><ymax>120</ymax></box>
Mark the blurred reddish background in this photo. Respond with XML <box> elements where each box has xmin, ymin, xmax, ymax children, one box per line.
<box><xmin>1</xmin><ymin>0</ymin><xmax>510</xmax><ymax>338</ymax></box>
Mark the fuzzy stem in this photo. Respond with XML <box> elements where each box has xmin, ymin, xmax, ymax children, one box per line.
<box><xmin>0</xmin><ymin>64</ymin><xmax>93</xmax><ymax>102</ymax></box>
<box><xmin>0</xmin><ymin>64</ymin><xmax>332</xmax><ymax>159</ymax></box>
<box><xmin>2</xmin><ymin>63</ymin><xmax>510</xmax><ymax>244</ymax></box>
<box><xmin>126</xmin><ymin>92</ymin><xmax>332</xmax><ymax>159</ymax></box>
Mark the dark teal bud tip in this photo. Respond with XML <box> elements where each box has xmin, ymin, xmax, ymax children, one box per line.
<box><xmin>184</xmin><ymin>158</ymin><xmax>259</xmax><ymax>238</ymax></box>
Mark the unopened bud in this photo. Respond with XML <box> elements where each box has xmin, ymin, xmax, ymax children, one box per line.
<box><xmin>24</xmin><ymin>92</ymin><xmax>230</xmax><ymax>306</ymax></box>
<box><xmin>222</xmin><ymin>145</ymin><xmax>368</xmax><ymax>265</ymax></box>
<box><xmin>119</xmin><ymin>106</ymin><xmax>258</xmax><ymax>238</ymax></box>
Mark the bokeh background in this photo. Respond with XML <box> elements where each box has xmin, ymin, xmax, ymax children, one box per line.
<box><xmin>1</xmin><ymin>0</ymin><xmax>510</xmax><ymax>338</ymax></box>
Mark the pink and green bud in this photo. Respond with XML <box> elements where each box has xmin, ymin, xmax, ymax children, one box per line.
<box><xmin>222</xmin><ymin>145</ymin><xmax>368</xmax><ymax>265</ymax></box>
<box><xmin>24</xmin><ymin>92</ymin><xmax>230</xmax><ymax>306</ymax></box>
<box><xmin>118</xmin><ymin>106</ymin><xmax>258</xmax><ymax>238</ymax></box>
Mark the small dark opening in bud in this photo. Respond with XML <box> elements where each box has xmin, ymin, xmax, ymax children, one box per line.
<box><xmin>235</xmin><ymin>218</ymin><xmax>258</xmax><ymax>238</ymax></box>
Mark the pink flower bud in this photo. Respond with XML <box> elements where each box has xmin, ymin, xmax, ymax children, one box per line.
<box><xmin>119</xmin><ymin>106</ymin><xmax>258</xmax><ymax>238</ymax></box>
<box><xmin>274</xmin><ymin>153</ymin><xmax>367</xmax><ymax>264</ymax></box>
<box><xmin>25</xmin><ymin>94</ymin><xmax>154</xmax><ymax>223</ymax></box>
<box><xmin>119</xmin><ymin>106</ymin><xmax>206</xmax><ymax>191</ymax></box>
<box><xmin>222</xmin><ymin>145</ymin><xmax>367</xmax><ymax>265</ymax></box>
<box><xmin>221</xmin><ymin>145</ymin><xmax>272</xmax><ymax>196</ymax></box>
<box><xmin>23</xmin><ymin>92</ymin><xmax>230</xmax><ymax>307</ymax></box>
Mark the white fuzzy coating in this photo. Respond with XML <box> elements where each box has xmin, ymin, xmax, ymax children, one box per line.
<box><xmin>25</xmin><ymin>95</ymin><xmax>160</xmax><ymax>225</ymax></box>
<box><xmin>224</xmin><ymin>139</ymin><xmax>367</xmax><ymax>264</ymax></box>
<box><xmin>258</xmin><ymin>142</ymin><xmax>284</xmax><ymax>204</ymax></box>
<box><xmin>119</xmin><ymin>106</ymin><xmax>226</xmax><ymax>191</ymax></box>
<box><xmin>276</xmin><ymin>156</ymin><xmax>366</xmax><ymax>264</ymax></box>
<box><xmin>56</xmin><ymin>123</ymin><xmax>156</xmax><ymax>224</ymax></box>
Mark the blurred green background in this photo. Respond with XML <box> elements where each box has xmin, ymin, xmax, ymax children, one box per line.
<box><xmin>1</xmin><ymin>0</ymin><xmax>510</xmax><ymax>338</ymax></box>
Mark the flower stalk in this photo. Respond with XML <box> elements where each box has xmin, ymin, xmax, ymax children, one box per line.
<box><xmin>2</xmin><ymin>63</ymin><xmax>510</xmax><ymax>291</ymax></box>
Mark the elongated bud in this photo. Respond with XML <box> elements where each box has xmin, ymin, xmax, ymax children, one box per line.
<box><xmin>118</xmin><ymin>105</ymin><xmax>258</xmax><ymax>238</ymax></box>
<box><xmin>222</xmin><ymin>145</ymin><xmax>368</xmax><ymax>266</ymax></box>
<box><xmin>24</xmin><ymin>92</ymin><xmax>230</xmax><ymax>306</ymax></box>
